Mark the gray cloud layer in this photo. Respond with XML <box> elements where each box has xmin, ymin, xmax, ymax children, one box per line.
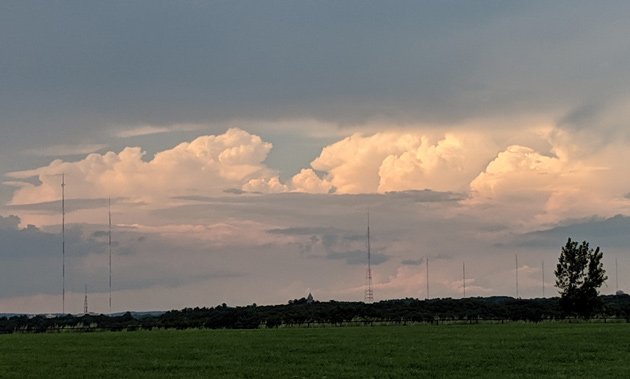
<box><xmin>4</xmin><ymin>1</ymin><xmax>630</xmax><ymax>198</ymax></box>
<box><xmin>514</xmin><ymin>215</ymin><xmax>630</xmax><ymax>249</ymax></box>
<box><xmin>3</xmin><ymin>1</ymin><xmax>630</xmax><ymax>133</ymax></box>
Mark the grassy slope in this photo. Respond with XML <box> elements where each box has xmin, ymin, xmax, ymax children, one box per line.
<box><xmin>1</xmin><ymin>323</ymin><xmax>629</xmax><ymax>378</ymax></box>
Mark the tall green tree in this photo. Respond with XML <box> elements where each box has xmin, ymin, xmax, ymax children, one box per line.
<box><xmin>555</xmin><ymin>238</ymin><xmax>607</xmax><ymax>318</ymax></box>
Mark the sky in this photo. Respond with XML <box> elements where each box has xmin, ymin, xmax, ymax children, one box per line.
<box><xmin>2</xmin><ymin>1</ymin><xmax>630</xmax><ymax>314</ymax></box>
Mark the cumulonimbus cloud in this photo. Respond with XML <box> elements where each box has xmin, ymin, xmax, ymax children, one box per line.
<box><xmin>5</xmin><ymin>126</ymin><xmax>629</xmax><ymax>227</ymax></box>
<box><xmin>467</xmin><ymin>141</ymin><xmax>630</xmax><ymax>225</ymax></box>
<box><xmin>6</xmin><ymin>128</ymin><xmax>280</xmax><ymax>205</ymax></box>
<box><xmin>291</xmin><ymin>131</ymin><xmax>496</xmax><ymax>194</ymax></box>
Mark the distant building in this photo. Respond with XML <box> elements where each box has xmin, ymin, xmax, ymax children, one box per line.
<box><xmin>616</xmin><ymin>290</ymin><xmax>626</xmax><ymax>296</ymax></box>
<box><xmin>306</xmin><ymin>292</ymin><xmax>314</xmax><ymax>304</ymax></box>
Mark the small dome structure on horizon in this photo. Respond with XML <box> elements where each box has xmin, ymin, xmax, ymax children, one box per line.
<box><xmin>616</xmin><ymin>290</ymin><xmax>626</xmax><ymax>296</ymax></box>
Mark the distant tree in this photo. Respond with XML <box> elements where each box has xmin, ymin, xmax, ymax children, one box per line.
<box><xmin>555</xmin><ymin>238</ymin><xmax>607</xmax><ymax>318</ymax></box>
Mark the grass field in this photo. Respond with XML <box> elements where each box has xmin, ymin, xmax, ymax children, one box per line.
<box><xmin>1</xmin><ymin>323</ymin><xmax>629</xmax><ymax>378</ymax></box>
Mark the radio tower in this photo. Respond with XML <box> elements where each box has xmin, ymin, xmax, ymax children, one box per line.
<box><xmin>61</xmin><ymin>174</ymin><xmax>66</xmax><ymax>314</ymax></box>
<box><xmin>364</xmin><ymin>211</ymin><xmax>374</xmax><ymax>303</ymax></box>
<box><xmin>426</xmin><ymin>256</ymin><xmax>429</xmax><ymax>300</ymax></box>
<box><xmin>83</xmin><ymin>284</ymin><xmax>88</xmax><ymax>314</ymax></box>
<box><xmin>616</xmin><ymin>257</ymin><xmax>619</xmax><ymax>293</ymax></box>
<box><xmin>108</xmin><ymin>197</ymin><xmax>112</xmax><ymax>313</ymax></box>
<box><xmin>463</xmin><ymin>262</ymin><xmax>466</xmax><ymax>298</ymax></box>
<box><xmin>542</xmin><ymin>260</ymin><xmax>545</xmax><ymax>298</ymax></box>
<box><xmin>515</xmin><ymin>254</ymin><xmax>519</xmax><ymax>299</ymax></box>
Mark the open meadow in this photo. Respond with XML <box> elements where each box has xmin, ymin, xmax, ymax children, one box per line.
<box><xmin>1</xmin><ymin>323</ymin><xmax>629</xmax><ymax>378</ymax></box>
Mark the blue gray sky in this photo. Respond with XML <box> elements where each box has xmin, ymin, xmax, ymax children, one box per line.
<box><xmin>1</xmin><ymin>1</ymin><xmax>630</xmax><ymax>313</ymax></box>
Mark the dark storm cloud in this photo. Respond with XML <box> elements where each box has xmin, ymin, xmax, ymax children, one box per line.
<box><xmin>513</xmin><ymin>215</ymin><xmax>630</xmax><ymax>249</ymax></box>
<box><xmin>0</xmin><ymin>215</ymin><xmax>108</xmax><ymax>297</ymax></box>
<box><xmin>0</xmin><ymin>215</ymin><xmax>20</xmax><ymax>230</ymax></box>
<box><xmin>4</xmin><ymin>0</ymin><xmax>630</xmax><ymax>200</ymax></box>
<box><xmin>0</xmin><ymin>219</ymin><xmax>100</xmax><ymax>261</ymax></box>
<box><xmin>0</xmin><ymin>214</ymin><xmax>244</xmax><ymax>298</ymax></box>
<box><xmin>327</xmin><ymin>250</ymin><xmax>388</xmax><ymax>266</ymax></box>
<box><xmin>401</xmin><ymin>258</ymin><xmax>425</xmax><ymax>266</ymax></box>
<box><xmin>319</xmin><ymin>232</ymin><xmax>374</xmax><ymax>262</ymax></box>
<box><xmin>266</xmin><ymin>221</ymin><xmax>392</xmax><ymax>264</ymax></box>
<box><xmin>3</xmin><ymin>0</ymin><xmax>630</xmax><ymax>134</ymax></box>
<box><xmin>270</xmin><ymin>223</ymin><xmax>390</xmax><ymax>265</ymax></box>
<box><xmin>156</xmin><ymin>191</ymin><xmax>495</xmax><ymax>260</ymax></box>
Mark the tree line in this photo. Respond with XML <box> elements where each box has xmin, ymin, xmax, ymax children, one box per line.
<box><xmin>2</xmin><ymin>294</ymin><xmax>630</xmax><ymax>334</ymax></box>
<box><xmin>0</xmin><ymin>237</ymin><xmax>619</xmax><ymax>333</ymax></box>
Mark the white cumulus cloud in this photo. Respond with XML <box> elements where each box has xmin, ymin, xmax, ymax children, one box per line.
<box><xmin>6</xmin><ymin>128</ymin><xmax>279</xmax><ymax>205</ymax></box>
<box><xmin>305</xmin><ymin>131</ymin><xmax>496</xmax><ymax>194</ymax></box>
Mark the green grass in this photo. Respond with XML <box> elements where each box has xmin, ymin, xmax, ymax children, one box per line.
<box><xmin>1</xmin><ymin>323</ymin><xmax>629</xmax><ymax>378</ymax></box>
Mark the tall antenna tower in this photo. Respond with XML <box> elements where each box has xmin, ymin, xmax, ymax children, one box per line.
<box><xmin>616</xmin><ymin>257</ymin><xmax>619</xmax><ymax>292</ymax></box>
<box><xmin>364</xmin><ymin>211</ymin><xmax>374</xmax><ymax>303</ymax></box>
<box><xmin>515</xmin><ymin>254</ymin><xmax>519</xmax><ymax>299</ymax></box>
<box><xmin>542</xmin><ymin>260</ymin><xmax>545</xmax><ymax>298</ymax></box>
<box><xmin>83</xmin><ymin>284</ymin><xmax>88</xmax><ymax>314</ymax></box>
<box><xmin>426</xmin><ymin>256</ymin><xmax>429</xmax><ymax>300</ymax></box>
<box><xmin>61</xmin><ymin>174</ymin><xmax>66</xmax><ymax>314</ymax></box>
<box><xmin>108</xmin><ymin>197</ymin><xmax>112</xmax><ymax>313</ymax></box>
<box><xmin>462</xmin><ymin>262</ymin><xmax>466</xmax><ymax>298</ymax></box>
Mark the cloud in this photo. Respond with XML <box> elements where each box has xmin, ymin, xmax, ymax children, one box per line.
<box><xmin>114</xmin><ymin>123</ymin><xmax>205</xmax><ymax>138</ymax></box>
<box><xmin>5</xmin><ymin>2</ymin><xmax>630</xmax><ymax>312</ymax></box>
<box><xmin>6</xmin><ymin>128</ymin><xmax>280</xmax><ymax>204</ymax></box>
<box><xmin>384</xmin><ymin>190</ymin><xmax>464</xmax><ymax>203</ymax></box>
<box><xmin>469</xmin><ymin>145</ymin><xmax>566</xmax><ymax>203</ymax></box>
<box><xmin>5</xmin><ymin>2</ymin><xmax>630</xmax><ymax>133</ymax></box>
<box><xmin>305</xmin><ymin>131</ymin><xmax>496</xmax><ymax>194</ymax></box>
<box><xmin>0</xmin><ymin>215</ymin><xmax>251</xmax><ymax>302</ymax></box>
<box><xmin>467</xmin><ymin>139</ymin><xmax>630</xmax><ymax>226</ymax></box>
<box><xmin>0</xmin><ymin>215</ymin><xmax>20</xmax><ymax>230</ymax></box>
<box><xmin>290</xmin><ymin>169</ymin><xmax>333</xmax><ymax>194</ymax></box>
<box><xmin>401</xmin><ymin>258</ymin><xmax>424</xmax><ymax>266</ymax></box>
<box><xmin>514</xmin><ymin>215</ymin><xmax>630</xmax><ymax>250</ymax></box>
<box><xmin>115</xmin><ymin>126</ymin><xmax>170</xmax><ymax>138</ymax></box>
<box><xmin>6</xmin><ymin>198</ymin><xmax>111</xmax><ymax>215</ymax></box>
<box><xmin>242</xmin><ymin>176</ymin><xmax>288</xmax><ymax>194</ymax></box>
<box><xmin>267</xmin><ymin>226</ymin><xmax>339</xmax><ymax>236</ymax></box>
<box><xmin>8</xmin><ymin>125</ymin><xmax>628</xmax><ymax>233</ymax></box>
<box><xmin>327</xmin><ymin>250</ymin><xmax>388</xmax><ymax>266</ymax></box>
<box><xmin>267</xmin><ymin>223</ymin><xmax>389</xmax><ymax>265</ymax></box>
<box><xmin>23</xmin><ymin>144</ymin><xmax>107</xmax><ymax>157</ymax></box>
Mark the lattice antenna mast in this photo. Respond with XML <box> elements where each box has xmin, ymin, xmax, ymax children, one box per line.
<box><xmin>426</xmin><ymin>256</ymin><xmax>429</xmax><ymax>300</ymax></box>
<box><xmin>462</xmin><ymin>262</ymin><xmax>466</xmax><ymax>298</ymax></box>
<box><xmin>364</xmin><ymin>210</ymin><xmax>374</xmax><ymax>303</ymax></box>
<box><xmin>616</xmin><ymin>257</ymin><xmax>619</xmax><ymax>293</ymax></box>
<box><xmin>542</xmin><ymin>260</ymin><xmax>545</xmax><ymax>298</ymax></box>
<box><xmin>108</xmin><ymin>197</ymin><xmax>112</xmax><ymax>313</ymax></box>
<box><xmin>515</xmin><ymin>254</ymin><xmax>519</xmax><ymax>299</ymax></box>
<box><xmin>62</xmin><ymin>174</ymin><xmax>66</xmax><ymax>314</ymax></box>
<box><xmin>83</xmin><ymin>284</ymin><xmax>88</xmax><ymax>314</ymax></box>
